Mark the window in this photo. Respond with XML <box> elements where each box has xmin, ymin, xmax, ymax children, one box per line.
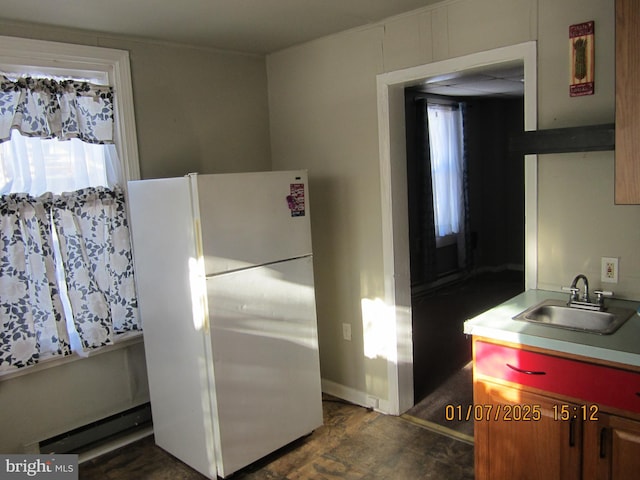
<box><xmin>0</xmin><ymin>131</ymin><xmax>121</xmax><ymax>196</ymax></box>
<box><xmin>0</xmin><ymin>36</ymin><xmax>139</xmax><ymax>181</ymax></box>
<box><xmin>427</xmin><ymin>103</ymin><xmax>465</xmax><ymax>239</ymax></box>
<box><xmin>0</xmin><ymin>36</ymin><xmax>141</xmax><ymax>374</ymax></box>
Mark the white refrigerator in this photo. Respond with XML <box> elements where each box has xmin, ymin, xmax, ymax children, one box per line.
<box><xmin>127</xmin><ymin>170</ymin><xmax>323</xmax><ymax>479</ymax></box>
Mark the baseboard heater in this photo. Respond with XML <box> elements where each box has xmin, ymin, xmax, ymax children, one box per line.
<box><xmin>37</xmin><ymin>403</ymin><xmax>152</xmax><ymax>456</ymax></box>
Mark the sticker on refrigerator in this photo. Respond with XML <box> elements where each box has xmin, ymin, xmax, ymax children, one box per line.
<box><xmin>287</xmin><ymin>184</ymin><xmax>305</xmax><ymax>217</ymax></box>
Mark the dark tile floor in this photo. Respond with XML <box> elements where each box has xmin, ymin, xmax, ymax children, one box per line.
<box><xmin>80</xmin><ymin>396</ymin><xmax>474</xmax><ymax>479</ymax></box>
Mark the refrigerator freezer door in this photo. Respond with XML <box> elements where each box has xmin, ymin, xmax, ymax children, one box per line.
<box><xmin>206</xmin><ymin>255</ymin><xmax>323</xmax><ymax>478</ymax></box>
<box><xmin>128</xmin><ymin>177</ymin><xmax>218</xmax><ymax>479</ymax></box>
<box><xmin>196</xmin><ymin>170</ymin><xmax>313</xmax><ymax>275</ymax></box>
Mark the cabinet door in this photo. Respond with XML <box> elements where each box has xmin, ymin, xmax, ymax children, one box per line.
<box><xmin>475</xmin><ymin>381</ymin><xmax>581</xmax><ymax>480</ymax></box>
<box><xmin>584</xmin><ymin>413</ymin><xmax>640</xmax><ymax>480</ymax></box>
<box><xmin>615</xmin><ymin>0</ymin><xmax>640</xmax><ymax>204</ymax></box>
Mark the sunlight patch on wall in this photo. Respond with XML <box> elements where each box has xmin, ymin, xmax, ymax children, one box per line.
<box><xmin>361</xmin><ymin>297</ymin><xmax>396</xmax><ymax>362</ymax></box>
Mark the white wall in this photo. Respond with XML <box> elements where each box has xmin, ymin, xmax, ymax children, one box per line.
<box><xmin>100</xmin><ymin>38</ymin><xmax>271</xmax><ymax>178</ymax></box>
<box><xmin>267</xmin><ymin>0</ymin><xmax>640</xmax><ymax>411</ymax></box>
<box><xmin>267</xmin><ymin>0</ymin><xmax>537</xmax><ymax>410</ymax></box>
<box><xmin>535</xmin><ymin>0</ymin><xmax>640</xmax><ymax>299</ymax></box>
<box><xmin>0</xmin><ymin>343</ymin><xmax>148</xmax><ymax>453</ymax></box>
<box><xmin>0</xmin><ymin>21</ymin><xmax>272</xmax><ymax>453</ymax></box>
<box><xmin>268</xmin><ymin>26</ymin><xmax>388</xmax><ymax>403</ymax></box>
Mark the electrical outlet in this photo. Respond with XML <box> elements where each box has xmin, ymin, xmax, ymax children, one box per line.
<box><xmin>342</xmin><ymin>323</ymin><xmax>352</xmax><ymax>341</ymax></box>
<box><xmin>601</xmin><ymin>257</ymin><xmax>619</xmax><ymax>283</ymax></box>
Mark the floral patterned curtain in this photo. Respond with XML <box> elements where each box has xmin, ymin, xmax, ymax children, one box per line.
<box><xmin>0</xmin><ymin>75</ymin><xmax>140</xmax><ymax>373</ymax></box>
<box><xmin>0</xmin><ymin>194</ymin><xmax>71</xmax><ymax>369</ymax></box>
<box><xmin>0</xmin><ymin>76</ymin><xmax>114</xmax><ymax>144</ymax></box>
<box><xmin>52</xmin><ymin>187</ymin><xmax>139</xmax><ymax>350</ymax></box>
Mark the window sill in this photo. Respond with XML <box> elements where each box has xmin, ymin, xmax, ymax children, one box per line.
<box><xmin>0</xmin><ymin>332</ymin><xmax>144</xmax><ymax>382</ymax></box>
<box><xmin>435</xmin><ymin>233</ymin><xmax>459</xmax><ymax>248</ymax></box>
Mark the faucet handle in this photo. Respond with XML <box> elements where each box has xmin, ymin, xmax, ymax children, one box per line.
<box><xmin>593</xmin><ymin>289</ymin><xmax>613</xmax><ymax>297</ymax></box>
<box><xmin>562</xmin><ymin>286</ymin><xmax>580</xmax><ymax>301</ymax></box>
<box><xmin>593</xmin><ymin>289</ymin><xmax>613</xmax><ymax>305</ymax></box>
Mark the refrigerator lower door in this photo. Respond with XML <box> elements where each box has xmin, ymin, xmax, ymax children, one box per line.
<box><xmin>206</xmin><ymin>255</ymin><xmax>323</xmax><ymax>478</ymax></box>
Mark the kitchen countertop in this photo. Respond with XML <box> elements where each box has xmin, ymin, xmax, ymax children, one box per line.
<box><xmin>463</xmin><ymin>289</ymin><xmax>640</xmax><ymax>367</ymax></box>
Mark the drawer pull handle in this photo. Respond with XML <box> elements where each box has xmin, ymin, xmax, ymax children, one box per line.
<box><xmin>599</xmin><ymin>427</ymin><xmax>607</xmax><ymax>458</ymax></box>
<box><xmin>569</xmin><ymin>418</ymin><xmax>576</xmax><ymax>447</ymax></box>
<box><xmin>506</xmin><ymin>363</ymin><xmax>546</xmax><ymax>375</ymax></box>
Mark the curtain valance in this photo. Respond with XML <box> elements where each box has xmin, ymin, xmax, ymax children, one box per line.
<box><xmin>0</xmin><ymin>75</ymin><xmax>114</xmax><ymax>145</ymax></box>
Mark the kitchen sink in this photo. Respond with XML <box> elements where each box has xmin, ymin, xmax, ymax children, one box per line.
<box><xmin>513</xmin><ymin>298</ymin><xmax>636</xmax><ymax>335</ymax></box>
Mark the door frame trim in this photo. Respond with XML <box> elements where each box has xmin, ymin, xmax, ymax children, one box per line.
<box><xmin>376</xmin><ymin>41</ymin><xmax>538</xmax><ymax>414</ymax></box>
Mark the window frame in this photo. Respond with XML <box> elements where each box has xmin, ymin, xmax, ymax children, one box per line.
<box><xmin>0</xmin><ymin>35</ymin><xmax>142</xmax><ymax>380</ymax></box>
<box><xmin>0</xmin><ymin>35</ymin><xmax>140</xmax><ymax>183</ymax></box>
<box><xmin>426</xmin><ymin>101</ymin><xmax>464</xmax><ymax>239</ymax></box>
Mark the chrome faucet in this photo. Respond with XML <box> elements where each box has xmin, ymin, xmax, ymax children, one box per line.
<box><xmin>563</xmin><ymin>274</ymin><xmax>613</xmax><ymax>311</ymax></box>
<box><xmin>570</xmin><ymin>274</ymin><xmax>590</xmax><ymax>303</ymax></box>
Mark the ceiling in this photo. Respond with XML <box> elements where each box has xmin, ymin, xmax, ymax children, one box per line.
<box><xmin>416</xmin><ymin>63</ymin><xmax>525</xmax><ymax>98</ymax></box>
<box><xmin>0</xmin><ymin>0</ymin><xmax>443</xmax><ymax>55</ymax></box>
<box><xmin>0</xmin><ymin>1</ymin><xmax>523</xmax><ymax>97</ymax></box>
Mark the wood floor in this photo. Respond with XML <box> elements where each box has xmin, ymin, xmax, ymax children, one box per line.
<box><xmin>412</xmin><ymin>270</ymin><xmax>524</xmax><ymax>402</ymax></box>
<box><xmin>79</xmin><ymin>396</ymin><xmax>474</xmax><ymax>479</ymax></box>
<box><xmin>404</xmin><ymin>362</ymin><xmax>474</xmax><ymax>441</ymax></box>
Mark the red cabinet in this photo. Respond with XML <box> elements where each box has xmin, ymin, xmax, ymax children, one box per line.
<box><xmin>475</xmin><ymin>341</ymin><xmax>640</xmax><ymax>414</ymax></box>
<box><xmin>473</xmin><ymin>338</ymin><xmax>640</xmax><ymax>480</ymax></box>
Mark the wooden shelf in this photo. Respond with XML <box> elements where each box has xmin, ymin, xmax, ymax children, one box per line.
<box><xmin>509</xmin><ymin>123</ymin><xmax>615</xmax><ymax>155</ymax></box>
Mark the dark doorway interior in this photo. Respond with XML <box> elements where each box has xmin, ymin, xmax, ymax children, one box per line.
<box><xmin>411</xmin><ymin>270</ymin><xmax>524</xmax><ymax>404</ymax></box>
<box><xmin>405</xmin><ymin>89</ymin><xmax>526</xmax><ymax>404</ymax></box>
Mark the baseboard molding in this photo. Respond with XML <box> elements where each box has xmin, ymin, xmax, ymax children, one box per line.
<box><xmin>321</xmin><ymin>378</ymin><xmax>392</xmax><ymax>415</ymax></box>
<box><xmin>477</xmin><ymin>263</ymin><xmax>524</xmax><ymax>274</ymax></box>
<box><xmin>412</xmin><ymin>264</ymin><xmax>524</xmax><ymax>297</ymax></box>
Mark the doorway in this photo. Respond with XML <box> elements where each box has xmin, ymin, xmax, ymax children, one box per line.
<box><xmin>405</xmin><ymin>78</ymin><xmax>526</xmax><ymax>407</ymax></box>
<box><xmin>376</xmin><ymin>41</ymin><xmax>537</xmax><ymax>415</ymax></box>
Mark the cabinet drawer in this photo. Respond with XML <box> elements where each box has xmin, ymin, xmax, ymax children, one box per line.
<box><xmin>475</xmin><ymin>341</ymin><xmax>640</xmax><ymax>414</ymax></box>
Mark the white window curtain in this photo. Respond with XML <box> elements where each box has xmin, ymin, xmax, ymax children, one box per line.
<box><xmin>427</xmin><ymin>103</ymin><xmax>465</xmax><ymax>237</ymax></box>
<box><xmin>0</xmin><ymin>130</ymin><xmax>122</xmax><ymax>197</ymax></box>
<box><xmin>0</xmin><ymin>75</ymin><xmax>140</xmax><ymax>372</ymax></box>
